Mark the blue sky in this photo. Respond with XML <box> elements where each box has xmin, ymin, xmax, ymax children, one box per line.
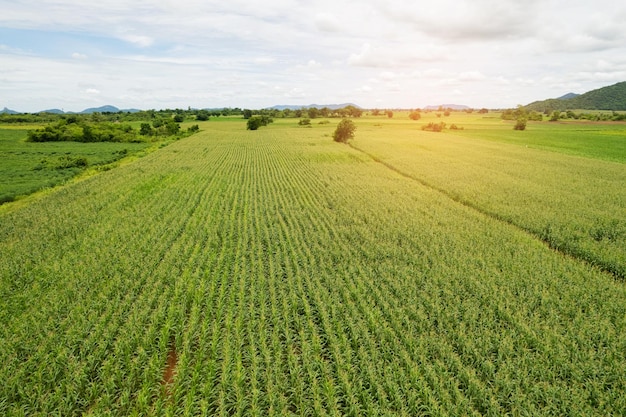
<box><xmin>2</xmin><ymin>0</ymin><xmax>626</xmax><ymax>112</ymax></box>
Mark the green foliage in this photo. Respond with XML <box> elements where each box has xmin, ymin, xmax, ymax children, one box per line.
<box><xmin>139</xmin><ymin>123</ymin><xmax>153</xmax><ymax>136</ymax></box>
<box><xmin>513</xmin><ymin>118</ymin><xmax>527</xmax><ymax>130</ymax></box>
<box><xmin>333</xmin><ymin>118</ymin><xmax>356</xmax><ymax>142</ymax></box>
<box><xmin>246</xmin><ymin>115</ymin><xmax>273</xmax><ymax>130</ymax></box>
<box><xmin>34</xmin><ymin>155</ymin><xmax>89</xmax><ymax>170</ymax></box>
<box><xmin>195</xmin><ymin>110</ymin><xmax>210</xmax><ymax>121</ymax></box>
<box><xmin>549</xmin><ymin>111</ymin><xmax>561</xmax><ymax>121</ymax></box>
<box><xmin>298</xmin><ymin>118</ymin><xmax>311</xmax><ymax>126</ymax></box>
<box><xmin>28</xmin><ymin>120</ymin><xmax>139</xmax><ymax>143</ymax></box>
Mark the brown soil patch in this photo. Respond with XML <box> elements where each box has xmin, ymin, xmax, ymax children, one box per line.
<box><xmin>161</xmin><ymin>344</ymin><xmax>178</xmax><ymax>397</ymax></box>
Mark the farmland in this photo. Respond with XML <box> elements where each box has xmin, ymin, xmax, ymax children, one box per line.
<box><xmin>1</xmin><ymin>114</ymin><xmax>625</xmax><ymax>415</ymax></box>
<box><xmin>0</xmin><ymin>127</ymin><xmax>153</xmax><ymax>205</ymax></box>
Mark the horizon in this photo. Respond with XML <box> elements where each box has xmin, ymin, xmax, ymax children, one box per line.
<box><xmin>2</xmin><ymin>1</ymin><xmax>626</xmax><ymax>113</ymax></box>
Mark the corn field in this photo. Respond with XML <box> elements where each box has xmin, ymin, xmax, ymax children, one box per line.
<box><xmin>1</xmin><ymin>118</ymin><xmax>625</xmax><ymax>416</ymax></box>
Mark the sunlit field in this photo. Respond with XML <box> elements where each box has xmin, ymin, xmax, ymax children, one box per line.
<box><xmin>1</xmin><ymin>114</ymin><xmax>625</xmax><ymax>415</ymax></box>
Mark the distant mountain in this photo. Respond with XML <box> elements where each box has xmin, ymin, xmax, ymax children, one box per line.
<box><xmin>267</xmin><ymin>103</ymin><xmax>361</xmax><ymax>111</ymax></box>
<box><xmin>80</xmin><ymin>105</ymin><xmax>120</xmax><ymax>114</ymax></box>
<box><xmin>525</xmin><ymin>81</ymin><xmax>626</xmax><ymax>111</ymax></box>
<box><xmin>1</xmin><ymin>107</ymin><xmax>20</xmax><ymax>114</ymax></box>
<box><xmin>556</xmin><ymin>92</ymin><xmax>580</xmax><ymax>100</ymax></box>
<box><xmin>424</xmin><ymin>104</ymin><xmax>470</xmax><ymax>111</ymax></box>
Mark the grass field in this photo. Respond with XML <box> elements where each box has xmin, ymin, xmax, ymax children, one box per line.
<box><xmin>1</xmin><ymin>115</ymin><xmax>625</xmax><ymax>415</ymax></box>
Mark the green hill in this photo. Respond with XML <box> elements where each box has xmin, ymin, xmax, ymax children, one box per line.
<box><xmin>525</xmin><ymin>81</ymin><xmax>626</xmax><ymax>112</ymax></box>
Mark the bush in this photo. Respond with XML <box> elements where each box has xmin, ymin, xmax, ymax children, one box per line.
<box><xmin>422</xmin><ymin>122</ymin><xmax>446</xmax><ymax>132</ymax></box>
<box><xmin>298</xmin><ymin>118</ymin><xmax>311</xmax><ymax>126</ymax></box>
<box><xmin>333</xmin><ymin>119</ymin><xmax>356</xmax><ymax>143</ymax></box>
<box><xmin>514</xmin><ymin>118</ymin><xmax>527</xmax><ymax>130</ymax></box>
<box><xmin>409</xmin><ymin>111</ymin><xmax>421</xmax><ymax>121</ymax></box>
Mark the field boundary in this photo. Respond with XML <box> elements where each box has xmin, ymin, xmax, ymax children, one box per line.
<box><xmin>348</xmin><ymin>142</ymin><xmax>624</xmax><ymax>281</ymax></box>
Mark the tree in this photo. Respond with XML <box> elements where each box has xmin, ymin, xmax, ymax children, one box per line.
<box><xmin>196</xmin><ymin>110</ymin><xmax>210</xmax><ymax>121</ymax></box>
<box><xmin>409</xmin><ymin>111</ymin><xmax>421</xmax><ymax>121</ymax></box>
<box><xmin>549</xmin><ymin>111</ymin><xmax>561</xmax><ymax>122</ymax></box>
<box><xmin>333</xmin><ymin>119</ymin><xmax>356</xmax><ymax>143</ymax></box>
<box><xmin>139</xmin><ymin>123</ymin><xmax>153</xmax><ymax>136</ymax></box>
<box><xmin>165</xmin><ymin>120</ymin><xmax>181</xmax><ymax>135</ymax></box>
<box><xmin>246</xmin><ymin>115</ymin><xmax>273</xmax><ymax>130</ymax></box>
<box><xmin>247</xmin><ymin>115</ymin><xmax>263</xmax><ymax>130</ymax></box>
<box><xmin>386</xmin><ymin>110</ymin><xmax>394</xmax><ymax>118</ymax></box>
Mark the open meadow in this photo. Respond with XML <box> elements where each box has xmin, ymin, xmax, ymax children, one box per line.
<box><xmin>1</xmin><ymin>113</ymin><xmax>625</xmax><ymax>415</ymax></box>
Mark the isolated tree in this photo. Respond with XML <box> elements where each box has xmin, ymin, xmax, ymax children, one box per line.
<box><xmin>247</xmin><ymin>115</ymin><xmax>263</xmax><ymax>130</ymax></box>
<box><xmin>409</xmin><ymin>111</ymin><xmax>421</xmax><ymax>121</ymax></box>
<box><xmin>246</xmin><ymin>115</ymin><xmax>273</xmax><ymax>130</ymax></box>
<box><xmin>333</xmin><ymin>119</ymin><xmax>356</xmax><ymax>143</ymax></box>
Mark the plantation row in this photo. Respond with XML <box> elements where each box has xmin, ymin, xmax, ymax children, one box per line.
<box><xmin>1</xmin><ymin>118</ymin><xmax>625</xmax><ymax>415</ymax></box>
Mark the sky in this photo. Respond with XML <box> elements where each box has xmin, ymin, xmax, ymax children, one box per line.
<box><xmin>1</xmin><ymin>0</ymin><xmax>626</xmax><ymax>112</ymax></box>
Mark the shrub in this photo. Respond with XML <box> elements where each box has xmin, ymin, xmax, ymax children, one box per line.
<box><xmin>333</xmin><ymin>119</ymin><xmax>356</xmax><ymax>143</ymax></box>
<box><xmin>298</xmin><ymin>118</ymin><xmax>311</xmax><ymax>126</ymax></box>
<box><xmin>409</xmin><ymin>111</ymin><xmax>421</xmax><ymax>121</ymax></box>
<box><xmin>514</xmin><ymin>118</ymin><xmax>527</xmax><ymax>130</ymax></box>
<box><xmin>422</xmin><ymin>122</ymin><xmax>446</xmax><ymax>132</ymax></box>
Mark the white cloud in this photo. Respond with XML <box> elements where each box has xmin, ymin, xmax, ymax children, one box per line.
<box><xmin>315</xmin><ymin>13</ymin><xmax>341</xmax><ymax>33</ymax></box>
<box><xmin>1</xmin><ymin>0</ymin><xmax>626</xmax><ymax>111</ymax></box>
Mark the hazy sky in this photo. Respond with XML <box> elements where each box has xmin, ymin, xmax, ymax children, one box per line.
<box><xmin>2</xmin><ymin>0</ymin><xmax>626</xmax><ymax>112</ymax></box>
